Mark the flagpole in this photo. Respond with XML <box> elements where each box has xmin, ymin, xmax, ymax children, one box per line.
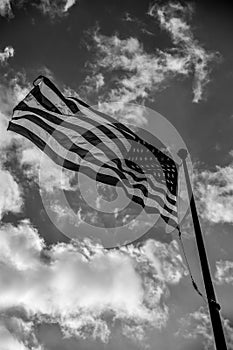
<box><xmin>178</xmin><ymin>149</ymin><xmax>228</xmax><ymax>350</ymax></box>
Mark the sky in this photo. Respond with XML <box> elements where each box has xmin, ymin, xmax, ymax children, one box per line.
<box><xmin>1</xmin><ymin>0</ymin><xmax>233</xmax><ymax>349</ymax></box>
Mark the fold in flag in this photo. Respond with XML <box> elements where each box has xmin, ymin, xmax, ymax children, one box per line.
<box><xmin>7</xmin><ymin>76</ymin><xmax>179</xmax><ymax>229</ymax></box>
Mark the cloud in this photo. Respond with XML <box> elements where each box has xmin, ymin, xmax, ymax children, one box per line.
<box><xmin>215</xmin><ymin>260</ymin><xmax>233</xmax><ymax>285</ymax></box>
<box><xmin>177</xmin><ymin>306</ymin><xmax>233</xmax><ymax>350</ymax></box>
<box><xmin>0</xmin><ymin>67</ymin><xmax>183</xmax><ymax>345</ymax></box>
<box><xmin>63</xmin><ymin>0</ymin><xmax>76</xmax><ymax>13</ymax></box>
<box><xmin>85</xmin><ymin>73</ymin><xmax>105</xmax><ymax>93</ymax></box>
<box><xmin>34</xmin><ymin>0</ymin><xmax>77</xmax><ymax>19</ymax></box>
<box><xmin>0</xmin><ymin>314</ymin><xmax>43</xmax><ymax>350</ymax></box>
<box><xmin>0</xmin><ymin>220</ymin><xmax>44</xmax><ymax>270</ymax></box>
<box><xmin>21</xmin><ymin>146</ymin><xmax>76</xmax><ymax>192</ymax></box>
<box><xmin>83</xmin><ymin>2</ymin><xmax>219</xmax><ymax>108</ymax></box>
<box><xmin>84</xmin><ymin>30</ymin><xmax>187</xmax><ymax>104</ymax></box>
<box><xmin>0</xmin><ymin>220</ymin><xmax>185</xmax><ymax>347</ymax></box>
<box><xmin>0</xmin><ymin>0</ymin><xmax>12</xmax><ymax>17</ymax></box>
<box><xmin>0</xmin><ymin>45</ymin><xmax>14</xmax><ymax>64</ymax></box>
<box><xmin>0</xmin><ymin>164</ymin><xmax>22</xmax><ymax>219</ymax></box>
<box><xmin>0</xmin><ymin>69</ymin><xmax>185</xmax><ymax>346</ymax></box>
<box><xmin>0</xmin><ymin>222</ymin><xmax>45</xmax><ymax>349</ymax></box>
<box><xmin>0</xmin><ymin>73</ymin><xmax>33</xmax><ymax>151</ymax></box>
<box><xmin>0</xmin><ymin>321</ymin><xmax>31</xmax><ymax>350</ymax></box>
<box><xmin>195</xmin><ymin>159</ymin><xmax>233</xmax><ymax>224</ymax></box>
<box><xmin>0</xmin><ymin>71</ymin><xmax>76</xmax><ymax>192</ymax></box>
<box><xmin>0</xmin><ymin>0</ymin><xmax>77</xmax><ymax>19</ymax></box>
<box><xmin>0</xmin><ymin>72</ymin><xmax>30</xmax><ymax>116</ymax></box>
<box><xmin>0</xmin><ymin>112</ymin><xmax>16</xmax><ymax>150</ymax></box>
<box><xmin>149</xmin><ymin>2</ymin><xmax>219</xmax><ymax>102</ymax></box>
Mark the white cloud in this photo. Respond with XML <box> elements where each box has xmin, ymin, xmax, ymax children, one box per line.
<box><xmin>84</xmin><ymin>32</ymin><xmax>176</xmax><ymax>104</ymax></box>
<box><xmin>0</xmin><ymin>0</ymin><xmax>12</xmax><ymax>17</ymax></box>
<box><xmin>21</xmin><ymin>146</ymin><xmax>76</xmax><ymax>192</ymax></box>
<box><xmin>63</xmin><ymin>0</ymin><xmax>77</xmax><ymax>12</ymax></box>
<box><xmin>0</xmin><ymin>45</ymin><xmax>14</xmax><ymax>64</ymax></box>
<box><xmin>0</xmin><ymin>72</ymin><xmax>75</xmax><ymax>192</ymax></box>
<box><xmin>85</xmin><ymin>73</ymin><xmax>105</xmax><ymax>93</ymax></box>
<box><xmin>0</xmin><ymin>222</ymin><xmax>45</xmax><ymax>349</ymax></box>
<box><xmin>195</xmin><ymin>160</ymin><xmax>233</xmax><ymax>224</ymax></box>
<box><xmin>0</xmin><ymin>220</ymin><xmax>44</xmax><ymax>270</ymax></box>
<box><xmin>0</xmin><ymin>315</ymin><xmax>43</xmax><ymax>350</ymax></box>
<box><xmin>0</xmin><ymin>73</ymin><xmax>35</xmax><ymax>152</ymax></box>
<box><xmin>0</xmin><ymin>0</ymin><xmax>77</xmax><ymax>19</ymax></box>
<box><xmin>177</xmin><ymin>307</ymin><xmax>214</xmax><ymax>348</ymax></box>
<box><xmin>98</xmin><ymin>101</ymin><xmax>148</xmax><ymax>127</ymax></box>
<box><xmin>84</xmin><ymin>2</ymin><xmax>219</xmax><ymax>107</ymax></box>
<box><xmin>0</xmin><ymin>165</ymin><xmax>22</xmax><ymax>219</ymax></box>
<box><xmin>122</xmin><ymin>324</ymin><xmax>146</xmax><ymax>345</ymax></box>
<box><xmin>34</xmin><ymin>0</ymin><xmax>77</xmax><ymax>19</ymax></box>
<box><xmin>142</xmin><ymin>239</ymin><xmax>185</xmax><ymax>284</ymax></box>
<box><xmin>153</xmin><ymin>2</ymin><xmax>219</xmax><ymax>103</ymax></box>
<box><xmin>0</xmin><ymin>221</ymin><xmax>185</xmax><ymax>346</ymax></box>
<box><xmin>177</xmin><ymin>307</ymin><xmax>233</xmax><ymax>350</ymax></box>
<box><xmin>0</xmin><ymin>322</ymin><xmax>30</xmax><ymax>350</ymax></box>
<box><xmin>0</xmin><ymin>67</ymin><xmax>184</xmax><ymax>345</ymax></box>
<box><xmin>215</xmin><ymin>260</ymin><xmax>233</xmax><ymax>285</ymax></box>
<box><xmin>0</xmin><ymin>112</ymin><xmax>17</xmax><ymax>150</ymax></box>
<box><xmin>0</xmin><ymin>72</ymin><xmax>30</xmax><ymax>116</ymax></box>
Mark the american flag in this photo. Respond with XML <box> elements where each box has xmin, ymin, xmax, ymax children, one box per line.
<box><xmin>7</xmin><ymin>76</ymin><xmax>179</xmax><ymax>229</ymax></box>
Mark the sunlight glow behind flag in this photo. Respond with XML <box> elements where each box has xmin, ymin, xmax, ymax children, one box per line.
<box><xmin>7</xmin><ymin>76</ymin><xmax>179</xmax><ymax>229</ymax></box>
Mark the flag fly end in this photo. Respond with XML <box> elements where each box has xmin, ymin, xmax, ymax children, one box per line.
<box><xmin>33</xmin><ymin>75</ymin><xmax>45</xmax><ymax>86</ymax></box>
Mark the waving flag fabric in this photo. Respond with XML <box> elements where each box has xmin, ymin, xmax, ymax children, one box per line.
<box><xmin>7</xmin><ymin>76</ymin><xmax>179</xmax><ymax>229</ymax></box>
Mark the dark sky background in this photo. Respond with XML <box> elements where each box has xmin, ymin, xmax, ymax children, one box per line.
<box><xmin>1</xmin><ymin>1</ymin><xmax>233</xmax><ymax>349</ymax></box>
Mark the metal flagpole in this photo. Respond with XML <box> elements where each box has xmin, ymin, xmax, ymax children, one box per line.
<box><xmin>178</xmin><ymin>149</ymin><xmax>228</xmax><ymax>350</ymax></box>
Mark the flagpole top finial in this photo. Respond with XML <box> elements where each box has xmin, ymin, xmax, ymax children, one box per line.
<box><xmin>177</xmin><ymin>149</ymin><xmax>188</xmax><ymax>161</ymax></box>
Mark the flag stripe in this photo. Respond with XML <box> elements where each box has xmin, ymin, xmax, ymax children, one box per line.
<box><xmin>39</xmin><ymin>82</ymin><xmax>76</xmax><ymax>115</ymax></box>
<box><xmin>12</xmin><ymin>113</ymin><xmax>146</xmax><ymax>186</ymax></box>
<box><xmin>14</xmin><ymin>103</ymin><xmax>132</xmax><ymax>153</ymax></box>
<box><xmin>9</xmin><ymin>118</ymin><xmax>150</xmax><ymax>198</ymax></box>
<box><xmin>19</xmin><ymin>82</ymin><xmax>176</xmax><ymax>171</ymax></box>
<box><xmin>10</xmin><ymin>116</ymin><xmax>135</xmax><ymax>183</ymax></box>
<box><xmin>16</xmin><ymin>92</ymin><xmax>138</xmax><ymax>154</ymax></box>
<box><xmin>9</xmin><ymin>76</ymin><xmax>179</xmax><ymax>229</ymax></box>
<box><xmin>13</xmin><ymin>112</ymin><xmax>125</xmax><ymax>162</ymax></box>
<box><xmin>36</xmin><ymin>76</ymin><xmax>79</xmax><ymax>114</ymax></box>
<box><xmin>31</xmin><ymin>86</ymin><xmax>62</xmax><ymax>114</ymax></box>
<box><xmin>10</xmin><ymin>116</ymin><xmax>177</xmax><ymax>216</ymax></box>
<box><xmin>13</xmin><ymin>108</ymin><xmax>157</xmax><ymax>181</ymax></box>
<box><xmin>13</xmin><ymin>107</ymin><xmax>131</xmax><ymax>157</ymax></box>
<box><xmin>10</xmin><ymin>116</ymin><xmax>159</xmax><ymax>203</ymax></box>
<box><xmin>68</xmin><ymin>97</ymin><xmax>138</xmax><ymax>140</ymax></box>
<box><xmin>14</xmin><ymin>106</ymin><xmax>176</xmax><ymax>203</ymax></box>
<box><xmin>13</xmin><ymin>110</ymin><xmax>177</xmax><ymax>210</ymax></box>
<box><xmin>7</xmin><ymin>121</ymin><xmax>117</xmax><ymax>183</ymax></box>
<box><xmin>8</xmin><ymin>120</ymin><xmax>177</xmax><ymax>223</ymax></box>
